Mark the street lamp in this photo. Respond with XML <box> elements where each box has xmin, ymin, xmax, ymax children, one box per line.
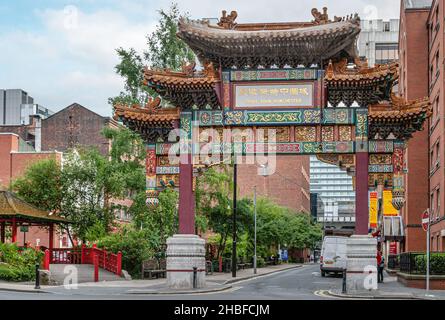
<box><xmin>253</xmin><ymin>186</ymin><xmax>257</xmax><ymax>275</ymax></box>
<box><xmin>232</xmin><ymin>161</ymin><xmax>238</xmax><ymax>278</ymax></box>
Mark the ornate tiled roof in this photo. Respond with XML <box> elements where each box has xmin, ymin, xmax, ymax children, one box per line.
<box><xmin>144</xmin><ymin>62</ymin><xmax>219</xmax><ymax>89</ymax></box>
<box><xmin>177</xmin><ymin>8</ymin><xmax>361</xmax><ymax>68</ymax></box>
<box><xmin>143</xmin><ymin>62</ymin><xmax>221</xmax><ymax>110</ymax></box>
<box><xmin>369</xmin><ymin>95</ymin><xmax>432</xmax><ymax>139</ymax></box>
<box><xmin>325</xmin><ymin>58</ymin><xmax>399</xmax><ymax>83</ymax></box>
<box><xmin>114</xmin><ymin>97</ymin><xmax>180</xmax><ymax>126</ymax></box>
<box><xmin>0</xmin><ymin>191</ymin><xmax>68</xmax><ymax>223</ymax></box>
<box><xmin>325</xmin><ymin>58</ymin><xmax>398</xmax><ymax>107</ymax></box>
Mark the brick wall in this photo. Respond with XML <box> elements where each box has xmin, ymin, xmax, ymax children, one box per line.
<box><xmin>399</xmin><ymin>3</ymin><xmax>431</xmax><ymax>252</ymax></box>
<box><xmin>41</xmin><ymin>103</ymin><xmax>114</xmax><ymax>156</ymax></box>
<box><xmin>237</xmin><ymin>156</ymin><xmax>311</xmax><ymax>213</ymax></box>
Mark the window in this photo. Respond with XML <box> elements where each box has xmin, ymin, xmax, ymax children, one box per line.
<box><xmin>436</xmin><ymin>51</ymin><xmax>440</xmax><ymax>76</ymax></box>
<box><xmin>375</xmin><ymin>43</ymin><xmax>399</xmax><ymax>65</ymax></box>
<box><xmin>383</xmin><ymin>22</ymin><xmax>390</xmax><ymax>32</ymax></box>
<box><xmin>435</xmin><ymin>97</ymin><xmax>440</xmax><ymax>121</ymax></box>
<box><xmin>436</xmin><ymin>142</ymin><xmax>440</xmax><ymax>165</ymax></box>
<box><xmin>436</xmin><ymin>189</ymin><xmax>441</xmax><ymax>219</ymax></box>
<box><xmin>431</xmin><ymin>193</ymin><xmax>435</xmax><ymax>214</ymax></box>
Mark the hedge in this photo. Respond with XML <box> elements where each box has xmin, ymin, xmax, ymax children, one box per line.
<box><xmin>415</xmin><ymin>253</ymin><xmax>445</xmax><ymax>275</ymax></box>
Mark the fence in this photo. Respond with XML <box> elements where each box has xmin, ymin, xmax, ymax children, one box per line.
<box><xmin>387</xmin><ymin>254</ymin><xmax>400</xmax><ymax>270</ymax></box>
<box><xmin>399</xmin><ymin>252</ymin><xmax>444</xmax><ymax>275</ymax></box>
<box><xmin>42</xmin><ymin>245</ymin><xmax>122</xmax><ymax>279</ymax></box>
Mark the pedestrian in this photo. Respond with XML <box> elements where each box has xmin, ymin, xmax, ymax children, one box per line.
<box><xmin>377</xmin><ymin>250</ymin><xmax>384</xmax><ymax>283</ymax></box>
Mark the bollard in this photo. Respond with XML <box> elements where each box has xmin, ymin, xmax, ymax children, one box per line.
<box><xmin>193</xmin><ymin>267</ymin><xmax>197</xmax><ymax>289</ymax></box>
<box><xmin>342</xmin><ymin>268</ymin><xmax>347</xmax><ymax>294</ymax></box>
<box><xmin>35</xmin><ymin>263</ymin><xmax>40</xmax><ymax>290</ymax></box>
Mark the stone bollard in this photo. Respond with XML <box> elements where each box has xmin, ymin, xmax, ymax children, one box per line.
<box><xmin>166</xmin><ymin>235</ymin><xmax>206</xmax><ymax>289</ymax></box>
<box><xmin>346</xmin><ymin>235</ymin><xmax>378</xmax><ymax>294</ymax></box>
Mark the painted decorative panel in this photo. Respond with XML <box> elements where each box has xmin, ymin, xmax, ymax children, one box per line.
<box><xmin>369</xmin><ymin>141</ymin><xmax>394</xmax><ymax>153</ymax></box>
<box><xmin>243</xmin><ymin>141</ymin><xmax>354</xmax><ymax>155</ymax></box>
<box><xmin>257</xmin><ymin>127</ymin><xmax>290</xmax><ymax>143</ymax></box>
<box><xmin>368</xmin><ymin>165</ymin><xmax>394</xmax><ymax>173</ymax></box>
<box><xmin>339</xmin><ymin>126</ymin><xmax>352</xmax><ymax>142</ymax></box>
<box><xmin>369</xmin><ymin>154</ymin><xmax>393</xmax><ymax>165</ymax></box>
<box><xmin>157</xmin><ymin>156</ymin><xmax>178</xmax><ymax>167</ymax></box>
<box><xmin>156</xmin><ymin>143</ymin><xmax>174</xmax><ymax>155</ymax></box>
<box><xmin>196</xmin><ymin>111</ymin><xmax>224</xmax><ymax>127</ymax></box>
<box><xmin>355</xmin><ymin>109</ymin><xmax>368</xmax><ymax>152</ymax></box>
<box><xmin>224</xmin><ymin>109</ymin><xmax>322</xmax><ymax>126</ymax></box>
<box><xmin>157</xmin><ymin>175</ymin><xmax>180</xmax><ymax>188</ymax></box>
<box><xmin>156</xmin><ymin>167</ymin><xmax>180</xmax><ymax>175</ymax></box>
<box><xmin>323</xmin><ymin>109</ymin><xmax>353</xmax><ymax>125</ymax></box>
<box><xmin>230</xmin><ymin>69</ymin><xmax>317</xmax><ymax>82</ymax></box>
<box><xmin>369</xmin><ymin>173</ymin><xmax>393</xmax><ymax>188</ymax></box>
<box><xmin>181</xmin><ymin>112</ymin><xmax>192</xmax><ymax>140</ymax></box>
<box><xmin>295</xmin><ymin>127</ymin><xmax>317</xmax><ymax>142</ymax></box>
<box><xmin>322</xmin><ymin>126</ymin><xmax>334</xmax><ymax>142</ymax></box>
<box><xmin>222</xmin><ymin>71</ymin><xmax>231</xmax><ymax>110</ymax></box>
<box><xmin>146</xmin><ymin>144</ymin><xmax>159</xmax><ymax>207</ymax></box>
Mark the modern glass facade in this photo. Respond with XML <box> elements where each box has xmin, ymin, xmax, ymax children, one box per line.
<box><xmin>310</xmin><ymin>156</ymin><xmax>356</xmax><ymax>232</ymax></box>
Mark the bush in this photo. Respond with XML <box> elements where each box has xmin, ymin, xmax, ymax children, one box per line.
<box><xmin>0</xmin><ymin>243</ymin><xmax>43</xmax><ymax>282</ymax></box>
<box><xmin>415</xmin><ymin>253</ymin><xmax>445</xmax><ymax>275</ymax></box>
<box><xmin>96</xmin><ymin>227</ymin><xmax>158</xmax><ymax>278</ymax></box>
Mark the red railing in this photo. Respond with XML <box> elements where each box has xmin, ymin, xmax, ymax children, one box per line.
<box><xmin>43</xmin><ymin>245</ymin><xmax>122</xmax><ymax>281</ymax></box>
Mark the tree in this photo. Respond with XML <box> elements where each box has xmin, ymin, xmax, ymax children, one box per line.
<box><xmin>12</xmin><ymin>127</ymin><xmax>149</xmax><ymax>243</ymax></box>
<box><xmin>110</xmin><ymin>2</ymin><xmax>195</xmax><ymax>107</ymax></box>
<box><xmin>11</xmin><ymin>158</ymin><xmax>62</xmax><ymax>213</ymax></box>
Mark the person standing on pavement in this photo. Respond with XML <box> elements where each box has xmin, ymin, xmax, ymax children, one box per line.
<box><xmin>377</xmin><ymin>250</ymin><xmax>384</xmax><ymax>283</ymax></box>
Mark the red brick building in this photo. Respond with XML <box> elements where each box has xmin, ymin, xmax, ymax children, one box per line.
<box><xmin>41</xmin><ymin>103</ymin><xmax>118</xmax><ymax>156</ymax></box>
<box><xmin>399</xmin><ymin>0</ymin><xmax>445</xmax><ymax>252</ymax></box>
<box><xmin>237</xmin><ymin>156</ymin><xmax>311</xmax><ymax>213</ymax></box>
<box><xmin>0</xmin><ymin>133</ymin><xmax>65</xmax><ymax>248</ymax></box>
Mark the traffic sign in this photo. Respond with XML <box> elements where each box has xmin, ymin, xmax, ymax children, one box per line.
<box><xmin>422</xmin><ymin>210</ymin><xmax>430</xmax><ymax>232</ymax></box>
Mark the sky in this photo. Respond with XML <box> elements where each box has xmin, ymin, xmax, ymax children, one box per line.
<box><xmin>0</xmin><ymin>0</ymin><xmax>401</xmax><ymax>117</ymax></box>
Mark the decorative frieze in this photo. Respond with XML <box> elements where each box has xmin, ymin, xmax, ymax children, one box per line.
<box><xmin>230</xmin><ymin>69</ymin><xmax>318</xmax><ymax>82</ymax></box>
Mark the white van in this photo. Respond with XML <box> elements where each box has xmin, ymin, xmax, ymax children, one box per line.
<box><xmin>320</xmin><ymin>236</ymin><xmax>348</xmax><ymax>277</ymax></box>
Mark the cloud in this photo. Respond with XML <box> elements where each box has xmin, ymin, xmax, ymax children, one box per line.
<box><xmin>0</xmin><ymin>0</ymin><xmax>400</xmax><ymax>117</ymax></box>
<box><xmin>0</xmin><ymin>5</ymin><xmax>156</xmax><ymax>116</ymax></box>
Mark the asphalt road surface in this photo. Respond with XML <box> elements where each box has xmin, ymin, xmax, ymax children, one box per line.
<box><xmin>0</xmin><ymin>264</ymin><xmax>342</xmax><ymax>300</ymax></box>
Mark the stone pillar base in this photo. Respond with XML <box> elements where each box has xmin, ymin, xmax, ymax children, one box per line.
<box><xmin>166</xmin><ymin>234</ymin><xmax>206</xmax><ymax>289</ymax></box>
<box><xmin>346</xmin><ymin>235</ymin><xmax>378</xmax><ymax>294</ymax></box>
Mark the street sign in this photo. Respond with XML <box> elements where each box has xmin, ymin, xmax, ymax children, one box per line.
<box><xmin>20</xmin><ymin>226</ymin><xmax>29</xmax><ymax>233</ymax></box>
<box><xmin>422</xmin><ymin>210</ymin><xmax>430</xmax><ymax>232</ymax></box>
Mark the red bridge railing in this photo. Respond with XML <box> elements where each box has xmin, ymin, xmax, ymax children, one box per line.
<box><xmin>43</xmin><ymin>245</ymin><xmax>122</xmax><ymax>281</ymax></box>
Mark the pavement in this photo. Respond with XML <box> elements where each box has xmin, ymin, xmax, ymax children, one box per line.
<box><xmin>1</xmin><ymin>264</ymin><xmax>445</xmax><ymax>300</ymax></box>
<box><xmin>0</xmin><ymin>263</ymin><xmax>301</xmax><ymax>295</ymax></box>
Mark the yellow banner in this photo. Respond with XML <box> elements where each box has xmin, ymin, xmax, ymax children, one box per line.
<box><xmin>383</xmin><ymin>190</ymin><xmax>399</xmax><ymax>216</ymax></box>
<box><xmin>369</xmin><ymin>192</ymin><xmax>378</xmax><ymax>228</ymax></box>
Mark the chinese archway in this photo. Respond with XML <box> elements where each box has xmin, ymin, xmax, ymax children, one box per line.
<box><xmin>113</xmin><ymin>8</ymin><xmax>431</xmax><ymax>290</ymax></box>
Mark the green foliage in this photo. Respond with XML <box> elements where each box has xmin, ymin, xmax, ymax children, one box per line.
<box><xmin>145</xmin><ymin>3</ymin><xmax>195</xmax><ymax>70</ymax></box>
<box><xmin>415</xmin><ymin>253</ymin><xmax>445</xmax><ymax>275</ymax></box>
<box><xmin>11</xmin><ymin>158</ymin><xmax>62</xmax><ymax>213</ymax></box>
<box><xmin>0</xmin><ymin>243</ymin><xmax>43</xmax><ymax>282</ymax></box>
<box><xmin>12</xmin><ymin>126</ymin><xmax>147</xmax><ymax>243</ymax></box>
<box><xmin>110</xmin><ymin>3</ymin><xmax>195</xmax><ymax>107</ymax></box>
<box><xmin>97</xmin><ymin>226</ymin><xmax>159</xmax><ymax>277</ymax></box>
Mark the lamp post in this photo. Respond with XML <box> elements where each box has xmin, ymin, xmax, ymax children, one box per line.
<box><xmin>232</xmin><ymin>162</ymin><xmax>238</xmax><ymax>278</ymax></box>
<box><xmin>254</xmin><ymin>186</ymin><xmax>257</xmax><ymax>275</ymax></box>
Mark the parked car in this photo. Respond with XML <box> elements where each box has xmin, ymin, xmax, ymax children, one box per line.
<box><xmin>320</xmin><ymin>236</ymin><xmax>348</xmax><ymax>277</ymax></box>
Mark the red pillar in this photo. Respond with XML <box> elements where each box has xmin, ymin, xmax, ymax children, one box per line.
<box><xmin>49</xmin><ymin>223</ymin><xmax>54</xmax><ymax>250</ymax></box>
<box><xmin>11</xmin><ymin>217</ymin><xmax>17</xmax><ymax>243</ymax></box>
<box><xmin>0</xmin><ymin>222</ymin><xmax>5</xmax><ymax>243</ymax></box>
<box><xmin>355</xmin><ymin>152</ymin><xmax>369</xmax><ymax>235</ymax></box>
<box><xmin>179</xmin><ymin>152</ymin><xmax>195</xmax><ymax>234</ymax></box>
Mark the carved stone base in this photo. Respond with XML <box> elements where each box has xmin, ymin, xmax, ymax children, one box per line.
<box><xmin>166</xmin><ymin>234</ymin><xmax>206</xmax><ymax>289</ymax></box>
<box><xmin>346</xmin><ymin>235</ymin><xmax>378</xmax><ymax>293</ymax></box>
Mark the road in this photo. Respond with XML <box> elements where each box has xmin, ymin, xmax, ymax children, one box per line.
<box><xmin>0</xmin><ymin>264</ymin><xmax>341</xmax><ymax>300</ymax></box>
